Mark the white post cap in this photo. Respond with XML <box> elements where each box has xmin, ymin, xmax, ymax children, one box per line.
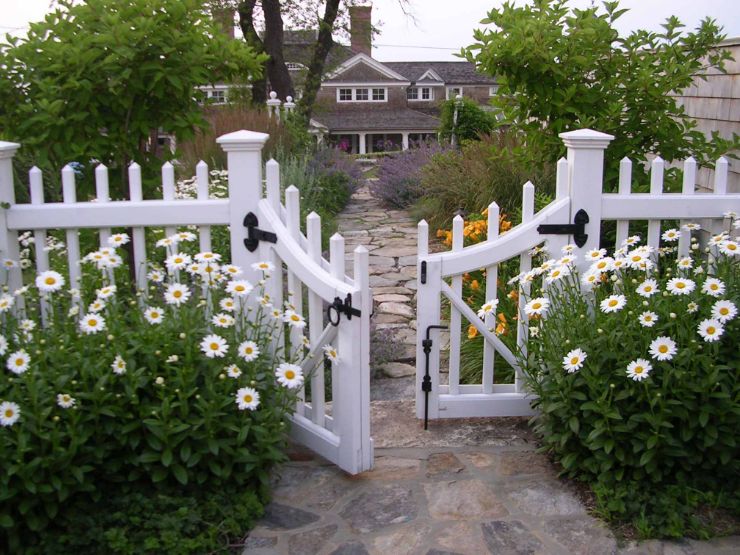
<box><xmin>559</xmin><ymin>128</ymin><xmax>614</xmax><ymax>150</ymax></box>
<box><xmin>0</xmin><ymin>141</ymin><xmax>21</xmax><ymax>160</ymax></box>
<box><xmin>216</xmin><ymin>130</ymin><xmax>270</xmax><ymax>152</ymax></box>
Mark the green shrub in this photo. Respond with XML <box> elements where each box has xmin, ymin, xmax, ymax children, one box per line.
<box><xmin>438</xmin><ymin>97</ymin><xmax>497</xmax><ymax>143</ymax></box>
<box><xmin>414</xmin><ymin>132</ymin><xmax>555</xmax><ymax>230</ymax></box>
<box><xmin>0</xmin><ymin>236</ymin><xmax>310</xmax><ymax>551</ymax></box>
<box><xmin>519</xmin><ymin>224</ymin><xmax>740</xmax><ymax>537</ymax></box>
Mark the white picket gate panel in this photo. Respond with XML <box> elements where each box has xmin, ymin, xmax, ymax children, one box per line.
<box><xmin>416</xmin><ymin>128</ymin><xmax>740</xmax><ymax>421</ymax></box>
<box><xmin>0</xmin><ymin>130</ymin><xmax>373</xmax><ymax>475</ymax></box>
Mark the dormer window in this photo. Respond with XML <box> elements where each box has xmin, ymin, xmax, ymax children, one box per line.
<box><xmin>337</xmin><ymin>87</ymin><xmax>387</xmax><ymax>103</ymax></box>
<box><xmin>407</xmin><ymin>87</ymin><xmax>432</xmax><ymax>101</ymax></box>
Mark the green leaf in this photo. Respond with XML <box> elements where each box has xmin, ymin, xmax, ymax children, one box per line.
<box><xmin>161</xmin><ymin>449</ymin><xmax>173</xmax><ymax>467</ymax></box>
<box><xmin>568</xmin><ymin>416</ymin><xmax>580</xmax><ymax>434</ymax></box>
<box><xmin>171</xmin><ymin>464</ymin><xmax>188</xmax><ymax>485</ymax></box>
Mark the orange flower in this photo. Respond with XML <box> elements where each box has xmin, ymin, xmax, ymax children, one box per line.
<box><xmin>496</xmin><ymin>321</ymin><xmax>507</xmax><ymax>335</ymax></box>
<box><xmin>470</xmin><ymin>279</ymin><xmax>480</xmax><ymax>291</ymax></box>
<box><xmin>468</xmin><ymin>324</ymin><xmax>479</xmax><ymax>339</ymax></box>
<box><xmin>507</xmin><ymin>289</ymin><xmax>519</xmax><ymax>302</ymax></box>
<box><xmin>497</xmin><ymin>312</ymin><xmax>507</xmax><ymax>323</ymax></box>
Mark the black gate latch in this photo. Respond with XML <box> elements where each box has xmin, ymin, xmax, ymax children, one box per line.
<box><xmin>327</xmin><ymin>293</ymin><xmax>362</xmax><ymax>326</ymax></box>
<box><xmin>243</xmin><ymin>212</ymin><xmax>277</xmax><ymax>252</ymax></box>
<box><xmin>536</xmin><ymin>208</ymin><xmax>589</xmax><ymax>248</ymax></box>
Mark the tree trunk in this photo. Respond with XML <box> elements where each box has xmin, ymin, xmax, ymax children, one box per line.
<box><xmin>262</xmin><ymin>0</ymin><xmax>294</xmax><ymax>100</ymax></box>
<box><xmin>298</xmin><ymin>0</ymin><xmax>341</xmax><ymax>124</ymax></box>
<box><xmin>237</xmin><ymin>0</ymin><xmax>267</xmax><ymax>105</ymax></box>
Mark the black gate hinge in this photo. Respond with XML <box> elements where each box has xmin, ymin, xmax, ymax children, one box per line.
<box><xmin>327</xmin><ymin>293</ymin><xmax>362</xmax><ymax>326</ymax></box>
<box><xmin>243</xmin><ymin>212</ymin><xmax>277</xmax><ymax>252</ymax></box>
<box><xmin>537</xmin><ymin>208</ymin><xmax>589</xmax><ymax>248</ymax></box>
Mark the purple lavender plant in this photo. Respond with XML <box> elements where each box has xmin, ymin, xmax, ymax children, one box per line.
<box><xmin>308</xmin><ymin>147</ymin><xmax>363</xmax><ymax>194</ymax></box>
<box><xmin>369</xmin><ymin>141</ymin><xmax>449</xmax><ymax>208</ymax></box>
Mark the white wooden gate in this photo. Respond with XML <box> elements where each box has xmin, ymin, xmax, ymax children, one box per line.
<box><xmin>0</xmin><ymin>130</ymin><xmax>373</xmax><ymax>474</ymax></box>
<box><xmin>416</xmin><ymin>128</ymin><xmax>740</xmax><ymax>421</ymax></box>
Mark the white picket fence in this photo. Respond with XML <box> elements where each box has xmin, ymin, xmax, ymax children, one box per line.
<box><xmin>0</xmin><ymin>130</ymin><xmax>373</xmax><ymax>475</ymax></box>
<box><xmin>416</xmin><ymin>129</ymin><xmax>740</xmax><ymax>420</ymax></box>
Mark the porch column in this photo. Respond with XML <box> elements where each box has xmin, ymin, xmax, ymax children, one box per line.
<box><xmin>359</xmin><ymin>133</ymin><xmax>367</xmax><ymax>155</ymax></box>
<box><xmin>402</xmin><ymin>132</ymin><xmax>409</xmax><ymax>150</ymax></box>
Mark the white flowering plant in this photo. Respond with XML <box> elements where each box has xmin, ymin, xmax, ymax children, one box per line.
<box><xmin>514</xmin><ymin>225</ymin><xmax>739</xmax><ymax>537</ymax></box>
<box><xmin>0</xmin><ymin>233</ymin><xmax>314</xmax><ymax>545</ymax></box>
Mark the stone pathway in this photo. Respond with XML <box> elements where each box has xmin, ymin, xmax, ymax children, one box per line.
<box><xmin>242</xmin><ymin>178</ymin><xmax>739</xmax><ymax>554</ymax></box>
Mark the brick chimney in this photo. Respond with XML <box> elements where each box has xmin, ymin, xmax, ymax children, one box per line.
<box><xmin>349</xmin><ymin>5</ymin><xmax>372</xmax><ymax>57</ymax></box>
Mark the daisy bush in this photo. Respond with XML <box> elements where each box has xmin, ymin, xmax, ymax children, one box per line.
<box><xmin>0</xmin><ymin>232</ymin><xmax>313</xmax><ymax>550</ymax></box>
<box><xmin>516</xmin><ymin>223</ymin><xmax>740</xmax><ymax>537</ymax></box>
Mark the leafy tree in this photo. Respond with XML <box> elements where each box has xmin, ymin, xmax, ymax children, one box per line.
<box><xmin>464</xmin><ymin>0</ymin><xmax>738</xmax><ymax>189</ymax></box>
<box><xmin>439</xmin><ymin>96</ymin><xmax>497</xmax><ymax>143</ymax></box>
<box><xmin>0</xmin><ymin>0</ymin><xmax>266</xmax><ymax>198</ymax></box>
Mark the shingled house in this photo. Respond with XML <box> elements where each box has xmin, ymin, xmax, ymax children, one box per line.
<box><xmin>280</xmin><ymin>6</ymin><xmax>498</xmax><ymax>154</ymax></box>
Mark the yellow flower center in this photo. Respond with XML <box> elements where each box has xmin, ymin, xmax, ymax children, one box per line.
<box><xmin>245</xmin><ymin>347</ymin><xmax>253</xmax><ymax>354</ymax></box>
<box><xmin>659</xmin><ymin>345</ymin><xmax>668</xmax><ymax>353</ymax></box>
<box><xmin>5</xmin><ymin>409</ymin><xmax>13</xmax><ymax>417</ymax></box>
<box><xmin>151</xmin><ymin>312</ymin><xmax>159</xmax><ymax>318</ymax></box>
<box><xmin>570</xmin><ymin>357</ymin><xmax>579</xmax><ymax>365</ymax></box>
<box><xmin>707</xmin><ymin>326</ymin><xmax>716</xmax><ymax>335</ymax></box>
<box><xmin>727</xmin><ymin>244</ymin><xmax>737</xmax><ymax>251</ymax></box>
<box><xmin>609</xmin><ymin>300</ymin><xmax>618</xmax><ymax>307</ymax></box>
<box><xmin>210</xmin><ymin>342</ymin><xmax>219</xmax><ymax>350</ymax></box>
<box><xmin>173</xmin><ymin>291</ymin><xmax>182</xmax><ymax>298</ymax></box>
<box><xmin>15</xmin><ymin>358</ymin><xmax>23</xmax><ymax>366</ymax></box>
<box><xmin>236</xmin><ymin>286</ymin><xmax>244</xmax><ymax>292</ymax></box>
<box><xmin>676</xmin><ymin>282</ymin><xmax>685</xmax><ymax>289</ymax></box>
<box><xmin>719</xmin><ymin>308</ymin><xmax>728</xmax><ymax>316</ymax></box>
<box><xmin>291</xmin><ymin>315</ymin><xmax>300</xmax><ymax>322</ymax></box>
<box><xmin>635</xmin><ymin>366</ymin><xmax>644</xmax><ymax>374</ymax></box>
<box><xmin>644</xmin><ymin>286</ymin><xmax>652</xmax><ymax>292</ymax></box>
<box><xmin>645</xmin><ymin>316</ymin><xmax>652</xmax><ymax>321</ymax></box>
<box><xmin>631</xmin><ymin>256</ymin><xmax>641</xmax><ymax>262</ymax></box>
<box><xmin>532</xmin><ymin>303</ymin><xmax>541</xmax><ymax>310</ymax></box>
<box><xmin>243</xmin><ymin>394</ymin><xmax>252</xmax><ymax>403</ymax></box>
<box><xmin>45</xmin><ymin>277</ymin><xmax>56</xmax><ymax>285</ymax></box>
<box><xmin>710</xmin><ymin>284</ymin><xmax>718</xmax><ymax>290</ymax></box>
<box><xmin>285</xmin><ymin>370</ymin><xmax>295</xmax><ymax>380</ymax></box>
<box><xmin>88</xmin><ymin>319</ymin><xmax>97</xmax><ymax>326</ymax></box>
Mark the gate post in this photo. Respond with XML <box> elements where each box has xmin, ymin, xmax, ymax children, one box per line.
<box><xmin>559</xmin><ymin>129</ymin><xmax>614</xmax><ymax>272</ymax></box>
<box><xmin>217</xmin><ymin>130</ymin><xmax>270</xmax><ymax>286</ymax></box>
<box><xmin>0</xmin><ymin>142</ymin><xmax>23</xmax><ymax>309</ymax></box>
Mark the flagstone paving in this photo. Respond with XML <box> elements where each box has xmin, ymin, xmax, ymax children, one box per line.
<box><xmin>242</xmin><ymin>180</ymin><xmax>739</xmax><ymax>554</ymax></box>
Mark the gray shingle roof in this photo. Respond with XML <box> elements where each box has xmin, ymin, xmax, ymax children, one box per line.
<box><xmin>382</xmin><ymin>62</ymin><xmax>496</xmax><ymax>85</ymax></box>
<box><xmin>312</xmin><ymin>108</ymin><xmax>441</xmax><ymax>132</ymax></box>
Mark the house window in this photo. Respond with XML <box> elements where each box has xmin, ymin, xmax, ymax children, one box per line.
<box><xmin>407</xmin><ymin>87</ymin><xmax>432</xmax><ymax>101</ymax></box>
<box><xmin>446</xmin><ymin>87</ymin><xmax>462</xmax><ymax>100</ymax></box>
<box><xmin>337</xmin><ymin>87</ymin><xmax>387</xmax><ymax>103</ymax></box>
<box><xmin>489</xmin><ymin>86</ymin><xmax>499</xmax><ymax>96</ymax></box>
<box><xmin>355</xmin><ymin>88</ymin><xmax>369</xmax><ymax>101</ymax></box>
<box><xmin>372</xmin><ymin>88</ymin><xmax>386</xmax><ymax>101</ymax></box>
<box><xmin>339</xmin><ymin>88</ymin><xmax>353</xmax><ymax>102</ymax></box>
<box><xmin>209</xmin><ymin>90</ymin><xmax>226</xmax><ymax>104</ymax></box>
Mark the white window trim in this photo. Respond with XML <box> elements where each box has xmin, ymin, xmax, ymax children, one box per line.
<box><xmin>446</xmin><ymin>86</ymin><xmax>463</xmax><ymax>100</ymax></box>
<box><xmin>408</xmin><ymin>86</ymin><xmax>433</xmax><ymax>102</ymax></box>
<box><xmin>489</xmin><ymin>85</ymin><xmax>499</xmax><ymax>96</ymax></box>
<box><xmin>336</xmin><ymin>87</ymin><xmax>388</xmax><ymax>103</ymax></box>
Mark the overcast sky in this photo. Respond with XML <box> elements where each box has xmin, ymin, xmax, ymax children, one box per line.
<box><xmin>2</xmin><ymin>0</ymin><xmax>739</xmax><ymax>62</ymax></box>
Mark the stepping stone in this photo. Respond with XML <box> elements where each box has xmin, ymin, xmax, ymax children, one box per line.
<box><xmin>542</xmin><ymin>517</ymin><xmax>617</xmax><ymax>555</ymax></box>
<box><xmin>339</xmin><ymin>485</ymin><xmax>418</xmax><ymax>533</ymax></box>
<box><xmin>373</xmin><ymin>286</ymin><xmax>414</xmax><ymax>295</ymax></box>
<box><xmin>371</xmin><ymin>245</ymin><xmax>419</xmax><ymax>257</ymax></box>
<box><xmin>480</xmin><ymin>520</ymin><xmax>545</xmax><ymax>554</ymax></box>
<box><xmin>378</xmin><ymin>302</ymin><xmax>414</xmax><ymax>318</ymax></box>
<box><xmin>368</xmin><ymin>255</ymin><xmax>397</xmax><ymax>267</ymax></box>
<box><xmin>506</xmin><ymin>482</ymin><xmax>586</xmax><ymax>517</ymax></box>
<box><xmin>374</xmin><ymin>293</ymin><xmax>411</xmax><ymax>303</ymax></box>
<box><xmin>288</xmin><ymin>525</ymin><xmax>339</xmax><ymax>555</ymax></box>
<box><xmin>373</xmin><ymin>313</ymin><xmax>409</xmax><ymax>324</ymax></box>
<box><xmin>426</xmin><ymin>452</ymin><xmax>465</xmax><ymax>477</ymax></box>
<box><xmin>261</xmin><ymin>503</ymin><xmax>320</xmax><ymax>530</ymax></box>
<box><xmin>425</xmin><ymin>480</ymin><xmax>508</xmax><ymax>520</ymax></box>
<box><xmin>369</xmin><ymin>275</ymin><xmax>399</xmax><ymax>287</ymax></box>
<box><xmin>329</xmin><ymin>542</ymin><xmax>370</xmax><ymax>555</ymax></box>
<box><xmin>380</xmin><ymin>362</ymin><xmax>416</xmax><ymax>378</ymax></box>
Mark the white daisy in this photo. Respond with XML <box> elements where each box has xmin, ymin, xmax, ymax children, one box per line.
<box><xmin>724</xmin><ymin>210</ymin><xmax>738</xmax><ymax>219</ymax></box>
<box><xmin>627</xmin><ymin>250</ymin><xmax>648</xmax><ymax>269</ymax></box>
<box><xmin>0</xmin><ymin>294</ymin><xmax>15</xmax><ymax>313</ymax></box>
<box><xmin>105</xmin><ymin>254</ymin><xmax>123</xmax><ymax>268</ymax></box>
<box><xmin>20</xmin><ymin>319</ymin><xmax>36</xmax><ymax>332</ymax></box>
<box><xmin>176</xmin><ymin>231</ymin><xmax>197</xmax><ymax>242</ymax></box>
<box><xmin>561</xmin><ymin>244</ymin><xmax>577</xmax><ymax>254</ymax></box>
<box><xmin>258</xmin><ymin>295</ymin><xmax>272</xmax><ymax>308</ymax></box>
<box><xmin>681</xmin><ymin>222</ymin><xmax>701</xmax><ymax>231</ymax></box>
<box><xmin>697</xmin><ymin>319</ymin><xmax>724</xmax><ymax>342</ymax></box>
<box><xmin>701</xmin><ymin>278</ymin><xmax>725</xmax><ymax>297</ymax></box>
<box><xmin>270</xmin><ymin>308</ymin><xmax>283</xmax><ymax>320</ymax></box>
<box><xmin>144</xmin><ymin>306</ymin><xmax>164</xmax><ymax>324</ymax></box>
<box><xmin>677</xmin><ymin>257</ymin><xmax>693</xmax><ymax>270</ymax></box>
<box><xmin>323</xmin><ymin>344</ymin><xmax>339</xmax><ymax>364</ymax></box>
<box><xmin>238</xmin><ymin>341</ymin><xmax>260</xmax><ymax>362</ymax></box>
<box><xmin>164</xmin><ymin>283</ymin><xmax>191</xmax><ymax>305</ymax></box>
<box><xmin>251</xmin><ymin>261</ymin><xmax>275</xmax><ymax>273</ymax></box>
<box><xmin>276</xmin><ymin>363</ymin><xmax>304</xmax><ymax>389</ymax></box>
<box><xmin>7</xmin><ymin>350</ymin><xmax>30</xmax><ymax>374</ymax></box>
<box><xmin>107</xmin><ymin>233</ymin><xmax>130</xmax><ymax>247</ymax></box>
<box><xmin>539</xmin><ymin>259</ymin><xmax>558</xmax><ymax>272</ymax></box>
<box><xmin>661</xmin><ymin>228</ymin><xmax>681</xmax><ymax>242</ymax></box>
<box><xmin>600</xmin><ymin>294</ymin><xmax>627</xmax><ymax>314</ymax></box>
<box><xmin>56</xmin><ymin>393</ymin><xmax>76</xmax><ymax>409</ymax></box>
<box><xmin>708</xmin><ymin>233</ymin><xmax>728</xmax><ymax>247</ymax></box>
<box><xmin>585</xmin><ymin>248</ymin><xmax>607</xmax><ymax>261</ymax></box>
<box><xmin>200</xmin><ymin>334</ymin><xmax>229</xmax><ymax>358</ymax></box>
<box><xmin>195</xmin><ymin>251</ymin><xmax>221</xmax><ymax>263</ymax></box>
<box><xmin>545</xmin><ymin>265</ymin><xmax>570</xmax><ymax>284</ymax></box>
<box><xmin>562</xmin><ymin>348</ymin><xmax>587</xmax><ymax>373</ymax></box>
<box><xmin>636</xmin><ymin>278</ymin><xmax>659</xmax><ymax>298</ymax></box>
<box><xmin>80</xmin><ymin>313</ymin><xmax>106</xmax><ymax>334</ymax></box>
<box><xmin>236</xmin><ymin>386</ymin><xmax>260</xmax><ymax>411</ymax></box>
<box><xmin>477</xmin><ymin>298</ymin><xmax>499</xmax><ymax>319</ymax></box>
<box><xmin>666</xmin><ymin>278</ymin><xmax>695</xmax><ymax>295</ymax></box>
<box><xmin>507</xmin><ymin>272</ymin><xmax>525</xmax><ymax>285</ymax></box>
<box><xmin>96</xmin><ymin>285</ymin><xmax>117</xmax><ymax>299</ymax></box>
<box><xmin>212</xmin><ymin>313</ymin><xmax>235</xmax><ymax>328</ymax></box>
<box><xmin>649</xmin><ymin>336</ymin><xmax>677</xmax><ymax>361</ymax></box>
<box><xmin>638</xmin><ymin>311</ymin><xmax>659</xmax><ymax>327</ymax></box>
<box><xmin>155</xmin><ymin>237</ymin><xmax>175</xmax><ymax>248</ymax></box>
<box><xmin>687</xmin><ymin>302</ymin><xmax>699</xmax><ymax>314</ymax></box>
<box><xmin>711</xmin><ymin>300</ymin><xmax>736</xmax><ymax>323</ymax></box>
<box><xmin>524</xmin><ymin>297</ymin><xmax>550</xmax><ymax>317</ymax></box>
<box><xmin>226</xmin><ymin>280</ymin><xmax>253</xmax><ymax>297</ymax></box>
<box><xmin>186</xmin><ymin>263</ymin><xmax>202</xmax><ymax>275</ymax></box>
<box><xmin>226</xmin><ymin>364</ymin><xmax>242</xmax><ymax>378</ymax></box>
<box><xmin>558</xmin><ymin>254</ymin><xmax>576</xmax><ymax>266</ymax></box>
<box><xmin>222</xmin><ymin>264</ymin><xmax>243</xmax><ymax>277</ymax></box>
<box><xmin>2</xmin><ymin>259</ymin><xmax>18</xmax><ymax>269</ymax></box>
<box><xmin>0</xmin><ymin>335</ymin><xmax>7</xmax><ymax>356</ymax></box>
<box><xmin>219</xmin><ymin>298</ymin><xmax>236</xmax><ymax>312</ymax></box>
<box><xmin>735</xmin><ymin>220</ymin><xmax>740</xmax><ymax>230</ymax></box>
<box><xmin>612</xmin><ymin>258</ymin><xmax>628</xmax><ymax>271</ymax></box>
<box><xmin>111</xmin><ymin>355</ymin><xmax>127</xmax><ymax>375</ymax></box>
<box><xmin>0</xmin><ymin>401</ymin><xmax>21</xmax><ymax>427</ymax></box>
<box><xmin>626</xmin><ymin>359</ymin><xmax>652</xmax><ymax>382</ymax></box>
<box><xmin>35</xmin><ymin>270</ymin><xmax>65</xmax><ymax>293</ymax></box>
<box><xmin>719</xmin><ymin>240</ymin><xmax>739</xmax><ymax>256</ymax></box>
<box><xmin>88</xmin><ymin>299</ymin><xmax>106</xmax><ymax>313</ymax></box>
<box><xmin>283</xmin><ymin>310</ymin><xmax>306</xmax><ymax>329</ymax></box>
<box><xmin>165</xmin><ymin>252</ymin><xmax>192</xmax><ymax>272</ymax></box>
<box><xmin>147</xmin><ymin>270</ymin><xmax>164</xmax><ymax>283</ymax></box>
<box><xmin>623</xmin><ymin>235</ymin><xmax>641</xmax><ymax>247</ymax></box>
<box><xmin>581</xmin><ymin>271</ymin><xmax>600</xmax><ymax>289</ymax></box>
